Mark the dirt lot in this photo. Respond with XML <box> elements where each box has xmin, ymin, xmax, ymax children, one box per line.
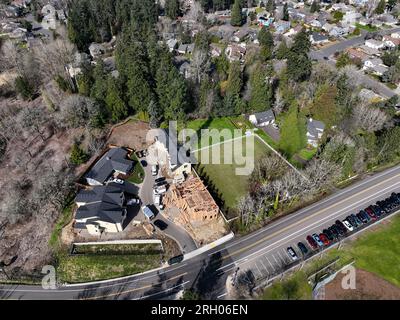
<box><xmin>107</xmin><ymin>119</ymin><xmax>150</xmax><ymax>151</ymax></box>
<box><xmin>324</xmin><ymin>268</ymin><xmax>400</xmax><ymax>300</ymax></box>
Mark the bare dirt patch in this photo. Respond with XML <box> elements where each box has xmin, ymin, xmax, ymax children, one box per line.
<box><xmin>107</xmin><ymin>119</ymin><xmax>150</xmax><ymax>150</ymax></box>
<box><xmin>324</xmin><ymin>268</ymin><xmax>400</xmax><ymax>300</ymax></box>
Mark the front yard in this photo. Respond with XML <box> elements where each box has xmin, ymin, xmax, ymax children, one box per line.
<box><xmin>127</xmin><ymin>152</ymin><xmax>145</xmax><ymax>184</ymax></box>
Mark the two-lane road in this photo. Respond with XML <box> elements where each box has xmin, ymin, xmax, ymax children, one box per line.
<box><xmin>1</xmin><ymin>165</ymin><xmax>400</xmax><ymax>300</ymax></box>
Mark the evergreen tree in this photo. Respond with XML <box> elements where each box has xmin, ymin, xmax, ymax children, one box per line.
<box><xmin>375</xmin><ymin>0</ymin><xmax>386</xmax><ymax>14</ymax></box>
<box><xmin>148</xmin><ymin>99</ymin><xmax>162</xmax><ymax>128</ymax></box>
<box><xmin>249</xmin><ymin>63</ymin><xmax>274</xmax><ymax>112</ymax></box>
<box><xmin>276</xmin><ymin>40</ymin><xmax>289</xmax><ymax>60</ymax></box>
<box><xmin>266</xmin><ymin>0</ymin><xmax>275</xmax><ymax>13</ymax></box>
<box><xmin>310</xmin><ymin>1</ymin><xmax>319</xmax><ymax>13</ymax></box>
<box><xmin>165</xmin><ymin>0</ymin><xmax>180</xmax><ymax>20</ymax></box>
<box><xmin>226</xmin><ymin>61</ymin><xmax>242</xmax><ymax>97</ymax></box>
<box><xmin>231</xmin><ymin>0</ymin><xmax>244</xmax><ymax>26</ymax></box>
<box><xmin>258</xmin><ymin>27</ymin><xmax>274</xmax><ymax>61</ymax></box>
<box><xmin>15</xmin><ymin>76</ymin><xmax>34</xmax><ymax>100</ymax></box>
<box><xmin>286</xmin><ymin>29</ymin><xmax>311</xmax><ymax>82</ymax></box>
<box><xmin>282</xmin><ymin>3</ymin><xmax>289</xmax><ymax>21</ymax></box>
<box><xmin>105</xmin><ymin>76</ymin><xmax>128</xmax><ymax>122</ymax></box>
<box><xmin>70</xmin><ymin>143</ymin><xmax>88</xmax><ymax>165</ymax></box>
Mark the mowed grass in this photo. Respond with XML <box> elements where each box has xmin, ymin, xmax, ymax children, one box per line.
<box><xmin>57</xmin><ymin>253</ymin><xmax>162</xmax><ymax>283</ymax></box>
<box><xmin>334</xmin><ymin>214</ymin><xmax>400</xmax><ymax>287</ymax></box>
<box><xmin>195</xmin><ymin>136</ymin><xmax>270</xmax><ymax>209</ymax></box>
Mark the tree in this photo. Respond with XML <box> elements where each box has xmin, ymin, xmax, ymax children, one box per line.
<box><xmin>375</xmin><ymin>0</ymin><xmax>386</xmax><ymax>14</ymax></box>
<box><xmin>231</xmin><ymin>0</ymin><xmax>244</xmax><ymax>26</ymax></box>
<box><xmin>382</xmin><ymin>50</ymin><xmax>399</xmax><ymax>67</ymax></box>
<box><xmin>249</xmin><ymin>63</ymin><xmax>274</xmax><ymax>112</ymax></box>
<box><xmin>266</xmin><ymin>0</ymin><xmax>275</xmax><ymax>13</ymax></box>
<box><xmin>226</xmin><ymin>61</ymin><xmax>242</xmax><ymax>97</ymax></box>
<box><xmin>19</xmin><ymin>106</ymin><xmax>49</xmax><ymax>141</ymax></box>
<box><xmin>336</xmin><ymin>52</ymin><xmax>351</xmax><ymax>68</ymax></box>
<box><xmin>105</xmin><ymin>76</ymin><xmax>128</xmax><ymax>122</ymax></box>
<box><xmin>276</xmin><ymin>40</ymin><xmax>289</xmax><ymax>60</ymax></box>
<box><xmin>287</xmin><ymin>30</ymin><xmax>311</xmax><ymax>82</ymax></box>
<box><xmin>165</xmin><ymin>0</ymin><xmax>181</xmax><ymax>20</ymax></box>
<box><xmin>352</xmin><ymin>103</ymin><xmax>389</xmax><ymax>133</ymax></box>
<box><xmin>70</xmin><ymin>143</ymin><xmax>88</xmax><ymax>165</ymax></box>
<box><xmin>148</xmin><ymin>100</ymin><xmax>162</xmax><ymax>128</ymax></box>
<box><xmin>282</xmin><ymin>3</ymin><xmax>289</xmax><ymax>21</ymax></box>
<box><xmin>279</xmin><ymin>105</ymin><xmax>306</xmax><ymax>157</ymax></box>
<box><xmin>310</xmin><ymin>1</ymin><xmax>320</xmax><ymax>13</ymax></box>
<box><xmin>258</xmin><ymin>27</ymin><xmax>274</xmax><ymax>60</ymax></box>
<box><xmin>14</xmin><ymin>76</ymin><xmax>34</xmax><ymax>100</ymax></box>
<box><xmin>59</xmin><ymin>95</ymin><xmax>102</xmax><ymax>129</ymax></box>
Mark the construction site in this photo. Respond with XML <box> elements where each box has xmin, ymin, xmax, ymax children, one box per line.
<box><xmin>163</xmin><ymin>173</ymin><xmax>228</xmax><ymax>246</ymax></box>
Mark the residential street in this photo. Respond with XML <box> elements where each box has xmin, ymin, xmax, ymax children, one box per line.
<box><xmin>1</xmin><ymin>164</ymin><xmax>399</xmax><ymax>300</ymax></box>
<box><xmin>310</xmin><ymin>26</ymin><xmax>400</xmax><ymax>98</ymax></box>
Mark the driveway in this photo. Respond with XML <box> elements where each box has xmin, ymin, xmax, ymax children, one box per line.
<box><xmin>139</xmin><ymin>158</ymin><xmax>197</xmax><ymax>253</ymax></box>
<box><xmin>261</xmin><ymin>124</ymin><xmax>280</xmax><ymax>142</ymax></box>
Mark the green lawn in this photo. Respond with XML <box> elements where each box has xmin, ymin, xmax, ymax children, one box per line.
<box><xmin>297</xmin><ymin>147</ymin><xmax>318</xmax><ymax>161</ymax></box>
<box><xmin>57</xmin><ymin>253</ymin><xmax>162</xmax><ymax>283</ymax></box>
<box><xmin>127</xmin><ymin>152</ymin><xmax>145</xmax><ymax>184</ymax></box>
<box><xmin>355</xmin><ymin>23</ymin><xmax>379</xmax><ymax>32</ymax></box>
<box><xmin>195</xmin><ymin>136</ymin><xmax>270</xmax><ymax>209</ymax></box>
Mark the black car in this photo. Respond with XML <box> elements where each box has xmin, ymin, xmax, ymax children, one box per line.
<box><xmin>351</xmin><ymin>213</ymin><xmax>363</xmax><ymax>227</ymax></box>
<box><xmin>371</xmin><ymin>205</ymin><xmax>383</xmax><ymax>217</ymax></box>
<box><xmin>297</xmin><ymin>242</ymin><xmax>309</xmax><ymax>255</ymax></box>
<box><xmin>328</xmin><ymin>225</ymin><xmax>339</xmax><ymax>238</ymax></box>
<box><xmin>153</xmin><ymin>219</ymin><xmax>168</xmax><ymax>230</ymax></box>
<box><xmin>346</xmin><ymin>215</ymin><xmax>358</xmax><ymax>228</ymax></box>
<box><xmin>155</xmin><ymin>177</ymin><xmax>166</xmax><ymax>183</ymax></box>
<box><xmin>335</xmin><ymin>220</ymin><xmax>347</xmax><ymax>234</ymax></box>
<box><xmin>357</xmin><ymin>211</ymin><xmax>367</xmax><ymax>223</ymax></box>
<box><xmin>323</xmin><ymin>228</ymin><xmax>334</xmax><ymax>241</ymax></box>
<box><xmin>155</xmin><ymin>180</ymin><xmax>168</xmax><ymax>187</ymax></box>
<box><xmin>168</xmin><ymin>254</ymin><xmax>184</xmax><ymax>265</ymax></box>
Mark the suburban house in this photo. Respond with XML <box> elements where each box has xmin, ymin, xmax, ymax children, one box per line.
<box><xmin>258</xmin><ymin>16</ymin><xmax>274</xmax><ymax>27</ymax></box>
<box><xmin>75</xmin><ymin>185</ymin><xmax>127</xmax><ymax>235</ymax></box>
<box><xmin>88</xmin><ymin>43</ymin><xmax>106</xmax><ymax>59</ymax></box>
<box><xmin>345</xmin><ymin>48</ymin><xmax>368</xmax><ymax>62</ymax></box>
<box><xmin>85</xmin><ymin>147</ymin><xmax>134</xmax><ymax>186</ymax></box>
<box><xmin>41</xmin><ymin>4</ymin><xmax>57</xmax><ymax>30</ymax></box>
<box><xmin>310</xmin><ymin>32</ymin><xmax>329</xmax><ymax>45</ymax></box>
<box><xmin>166</xmin><ymin>38</ymin><xmax>178</xmax><ymax>52</ymax></box>
<box><xmin>365</xmin><ymin>39</ymin><xmax>385</xmax><ymax>50</ymax></box>
<box><xmin>249</xmin><ymin>110</ymin><xmax>276</xmax><ymax>127</ymax></box>
<box><xmin>306</xmin><ymin>118</ymin><xmax>325</xmax><ymax>147</ymax></box>
<box><xmin>179</xmin><ymin>61</ymin><xmax>192</xmax><ymax>79</ymax></box>
<box><xmin>363</xmin><ymin>58</ymin><xmax>388</xmax><ymax>76</ymax></box>
<box><xmin>359</xmin><ymin>88</ymin><xmax>384</xmax><ymax>103</ymax></box>
<box><xmin>232</xmin><ymin>29</ymin><xmax>249</xmax><ymax>43</ymax></box>
<box><xmin>225</xmin><ymin>44</ymin><xmax>246</xmax><ymax>63</ymax></box>
<box><xmin>274</xmin><ymin>20</ymin><xmax>291</xmax><ymax>34</ymax></box>
<box><xmin>382</xmin><ymin>35</ymin><xmax>400</xmax><ymax>48</ymax></box>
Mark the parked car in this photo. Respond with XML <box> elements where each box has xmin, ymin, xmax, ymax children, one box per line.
<box><xmin>154</xmin><ymin>184</ymin><xmax>167</xmax><ymax>194</ymax></box>
<box><xmin>168</xmin><ymin>254</ymin><xmax>184</xmax><ymax>265</ymax></box>
<box><xmin>365</xmin><ymin>207</ymin><xmax>377</xmax><ymax>220</ymax></box>
<box><xmin>142</xmin><ymin>205</ymin><xmax>155</xmax><ymax>220</ymax></box>
<box><xmin>346</xmin><ymin>215</ymin><xmax>358</xmax><ymax>229</ymax></box>
<box><xmin>319</xmin><ymin>233</ymin><xmax>330</xmax><ymax>246</ymax></box>
<box><xmin>351</xmin><ymin>213</ymin><xmax>362</xmax><ymax>227</ymax></box>
<box><xmin>127</xmin><ymin>198</ymin><xmax>140</xmax><ymax>205</ymax></box>
<box><xmin>155</xmin><ymin>176</ymin><xmax>166</xmax><ymax>183</ymax></box>
<box><xmin>297</xmin><ymin>242</ymin><xmax>309</xmax><ymax>255</ymax></box>
<box><xmin>335</xmin><ymin>220</ymin><xmax>348</xmax><ymax>234</ymax></box>
<box><xmin>112</xmin><ymin>178</ymin><xmax>124</xmax><ymax>184</ymax></box>
<box><xmin>155</xmin><ymin>180</ymin><xmax>167</xmax><ymax>187</ymax></box>
<box><xmin>153</xmin><ymin>219</ymin><xmax>168</xmax><ymax>230</ymax></box>
<box><xmin>312</xmin><ymin>233</ymin><xmax>324</xmax><ymax>247</ymax></box>
<box><xmin>357</xmin><ymin>211</ymin><xmax>369</xmax><ymax>224</ymax></box>
<box><xmin>154</xmin><ymin>193</ymin><xmax>161</xmax><ymax>206</ymax></box>
<box><xmin>306</xmin><ymin>235</ymin><xmax>318</xmax><ymax>250</ymax></box>
<box><xmin>287</xmin><ymin>247</ymin><xmax>298</xmax><ymax>261</ymax></box>
<box><xmin>328</xmin><ymin>225</ymin><xmax>339</xmax><ymax>238</ymax></box>
<box><xmin>371</xmin><ymin>205</ymin><xmax>383</xmax><ymax>217</ymax></box>
<box><xmin>322</xmin><ymin>229</ymin><xmax>334</xmax><ymax>241</ymax></box>
<box><xmin>151</xmin><ymin>165</ymin><xmax>158</xmax><ymax>176</ymax></box>
<box><xmin>342</xmin><ymin>219</ymin><xmax>354</xmax><ymax>232</ymax></box>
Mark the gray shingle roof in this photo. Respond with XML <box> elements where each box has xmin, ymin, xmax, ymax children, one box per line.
<box><xmin>75</xmin><ymin>185</ymin><xmax>125</xmax><ymax>224</ymax></box>
<box><xmin>307</xmin><ymin>118</ymin><xmax>325</xmax><ymax>138</ymax></box>
<box><xmin>252</xmin><ymin>110</ymin><xmax>275</xmax><ymax>123</ymax></box>
<box><xmin>85</xmin><ymin>148</ymin><xmax>133</xmax><ymax>184</ymax></box>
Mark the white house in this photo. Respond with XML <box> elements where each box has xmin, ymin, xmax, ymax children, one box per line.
<box><xmin>249</xmin><ymin>110</ymin><xmax>275</xmax><ymax>127</ymax></box>
<box><xmin>383</xmin><ymin>35</ymin><xmax>400</xmax><ymax>48</ymax></box>
<box><xmin>364</xmin><ymin>39</ymin><xmax>385</xmax><ymax>50</ymax></box>
<box><xmin>310</xmin><ymin>32</ymin><xmax>329</xmax><ymax>45</ymax></box>
<box><xmin>41</xmin><ymin>4</ymin><xmax>57</xmax><ymax>30</ymax></box>
<box><xmin>307</xmin><ymin>118</ymin><xmax>325</xmax><ymax>147</ymax></box>
<box><xmin>363</xmin><ymin>57</ymin><xmax>388</xmax><ymax>76</ymax></box>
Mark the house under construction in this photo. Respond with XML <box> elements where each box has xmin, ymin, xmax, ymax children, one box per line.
<box><xmin>164</xmin><ymin>174</ymin><xmax>220</xmax><ymax>225</ymax></box>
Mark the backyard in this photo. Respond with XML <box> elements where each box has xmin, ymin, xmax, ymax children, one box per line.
<box><xmin>195</xmin><ymin>135</ymin><xmax>271</xmax><ymax>210</ymax></box>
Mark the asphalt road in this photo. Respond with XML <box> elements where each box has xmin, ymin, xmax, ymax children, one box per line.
<box><xmin>1</xmin><ymin>165</ymin><xmax>400</xmax><ymax>300</ymax></box>
<box><xmin>310</xmin><ymin>26</ymin><xmax>400</xmax><ymax>98</ymax></box>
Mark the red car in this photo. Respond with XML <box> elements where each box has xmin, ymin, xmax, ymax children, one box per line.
<box><xmin>365</xmin><ymin>207</ymin><xmax>377</xmax><ymax>220</ymax></box>
<box><xmin>319</xmin><ymin>233</ymin><xmax>330</xmax><ymax>246</ymax></box>
<box><xmin>306</xmin><ymin>235</ymin><xmax>318</xmax><ymax>250</ymax></box>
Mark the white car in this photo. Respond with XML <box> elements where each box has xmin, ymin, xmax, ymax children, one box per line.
<box><xmin>112</xmin><ymin>178</ymin><xmax>124</xmax><ymax>184</ymax></box>
<box><xmin>151</xmin><ymin>165</ymin><xmax>158</xmax><ymax>176</ymax></box>
<box><xmin>287</xmin><ymin>247</ymin><xmax>298</xmax><ymax>261</ymax></box>
<box><xmin>154</xmin><ymin>185</ymin><xmax>167</xmax><ymax>194</ymax></box>
<box><xmin>154</xmin><ymin>194</ymin><xmax>161</xmax><ymax>206</ymax></box>
<box><xmin>342</xmin><ymin>219</ymin><xmax>354</xmax><ymax>232</ymax></box>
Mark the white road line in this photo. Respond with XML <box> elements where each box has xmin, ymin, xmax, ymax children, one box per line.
<box><xmin>134</xmin><ymin>281</ymin><xmax>190</xmax><ymax>300</ymax></box>
<box><xmin>265</xmin><ymin>256</ymin><xmax>274</xmax><ymax>270</ymax></box>
<box><xmin>271</xmin><ymin>254</ymin><xmax>279</xmax><ymax>266</ymax></box>
<box><xmin>260</xmin><ymin>260</ymin><xmax>268</xmax><ymax>273</ymax></box>
<box><xmin>211</xmin><ymin>165</ymin><xmax>400</xmax><ymax>254</ymax></box>
<box><xmin>217</xmin><ymin>181</ymin><xmax>400</xmax><ymax>271</ymax></box>
<box><xmin>277</xmin><ymin>251</ymin><xmax>285</xmax><ymax>263</ymax></box>
<box><xmin>254</xmin><ymin>263</ymin><xmax>263</xmax><ymax>277</ymax></box>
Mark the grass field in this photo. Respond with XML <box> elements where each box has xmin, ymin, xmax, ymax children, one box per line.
<box><xmin>57</xmin><ymin>253</ymin><xmax>162</xmax><ymax>283</ymax></box>
<box><xmin>262</xmin><ymin>214</ymin><xmax>400</xmax><ymax>299</ymax></box>
<box><xmin>195</xmin><ymin>135</ymin><xmax>271</xmax><ymax>209</ymax></box>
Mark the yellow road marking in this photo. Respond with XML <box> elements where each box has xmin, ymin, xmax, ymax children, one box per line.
<box><xmin>82</xmin><ymin>273</ymin><xmax>187</xmax><ymax>300</ymax></box>
<box><xmin>221</xmin><ymin>173</ymin><xmax>400</xmax><ymax>260</ymax></box>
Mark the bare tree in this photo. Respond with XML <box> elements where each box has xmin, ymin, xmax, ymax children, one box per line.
<box><xmin>57</xmin><ymin>95</ymin><xmax>100</xmax><ymax>129</ymax></box>
<box><xmin>352</xmin><ymin>103</ymin><xmax>389</xmax><ymax>133</ymax></box>
<box><xmin>18</xmin><ymin>106</ymin><xmax>49</xmax><ymax>141</ymax></box>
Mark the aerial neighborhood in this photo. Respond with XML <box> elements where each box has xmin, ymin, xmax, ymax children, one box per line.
<box><xmin>0</xmin><ymin>0</ymin><xmax>400</xmax><ymax>302</ymax></box>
